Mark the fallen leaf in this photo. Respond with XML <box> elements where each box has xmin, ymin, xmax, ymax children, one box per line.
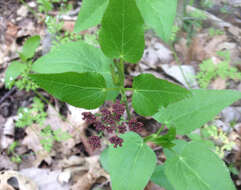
<box><xmin>0</xmin><ymin>170</ymin><xmax>38</xmax><ymax>190</ymax></box>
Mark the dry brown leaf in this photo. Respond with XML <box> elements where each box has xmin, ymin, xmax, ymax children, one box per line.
<box><xmin>22</xmin><ymin>124</ymin><xmax>53</xmax><ymax>167</ymax></box>
<box><xmin>62</xmin><ymin>21</ymin><xmax>75</xmax><ymax>32</ymax></box>
<box><xmin>211</xmin><ymin>77</ymin><xmax>226</xmax><ymax>89</ymax></box>
<box><xmin>145</xmin><ymin>181</ymin><xmax>164</xmax><ymax>190</ymax></box>
<box><xmin>0</xmin><ymin>117</ymin><xmax>16</xmax><ymax>149</ymax></box>
<box><xmin>71</xmin><ymin>156</ymin><xmax>109</xmax><ymax>190</ymax></box>
<box><xmin>20</xmin><ymin>168</ymin><xmax>70</xmax><ymax>190</ymax></box>
<box><xmin>0</xmin><ymin>170</ymin><xmax>38</xmax><ymax>190</ymax></box>
<box><xmin>205</xmin><ymin>35</ymin><xmax>227</xmax><ymax>58</ymax></box>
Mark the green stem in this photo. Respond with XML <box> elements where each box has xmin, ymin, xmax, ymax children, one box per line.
<box><xmin>171</xmin><ymin>46</ymin><xmax>192</xmax><ymax>89</ymax></box>
<box><xmin>143</xmin><ymin>123</ymin><xmax>165</xmax><ymax>143</ymax></box>
<box><xmin>121</xmin><ymin>88</ymin><xmax>131</xmax><ymax>120</ymax></box>
<box><xmin>124</xmin><ymin>88</ymin><xmax>134</xmax><ymax>91</ymax></box>
<box><xmin>114</xmin><ymin>58</ymin><xmax>131</xmax><ymax>120</ymax></box>
<box><xmin>156</xmin><ymin>124</ymin><xmax>165</xmax><ymax>136</ymax></box>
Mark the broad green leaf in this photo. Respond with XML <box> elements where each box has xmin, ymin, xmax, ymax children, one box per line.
<box><xmin>20</xmin><ymin>35</ymin><xmax>40</xmax><ymax>60</ymax></box>
<box><xmin>164</xmin><ymin>141</ymin><xmax>236</xmax><ymax>190</ymax></box>
<box><xmin>74</xmin><ymin>0</ymin><xmax>108</xmax><ymax>32</ymax></box>
<box><xmin>32</xmin><ymin>41</ymin><xmax>119</xmax><ymax>100</ymax></box>
<box><xmin>108</xmin><ymin>132</ymin><xmax>156</xmax><ymax>190</ymax></box>
<box><xmin>153</xmin><ymin>89</ymin><xmax>241</xmax><ymax>134</ymax></box>
<box><xmin>30</xmin><ymin>72</ymin><xmax>107</xmax><ymax>109</ymax></box>
<box><xmin>132</xmin><ymin>74</ymin><xmax>191</xmax><ymax>116</ymax></box>
<box><xmin>100</xmin><ymin>148</ymin><xmax>109</xmax><ymax>172</ymax></box>
<box><xmin>99</xmin><ymin>0</ymin><xmax>145</xmax><ymax>63</ymax></box>
<box><xmin>4</xmin><ymin>61</ymin><xmax>27</xmax><ymax>87</ymax></box>
<box><xmin>136</xmin><ymin>0</ymin><xmax>177</xmax><ymax>43</ymax></box>
<box><xmin>151</xmin><ymin>165</ymin><xmax>175</xmax><ymax>190</ymax></box>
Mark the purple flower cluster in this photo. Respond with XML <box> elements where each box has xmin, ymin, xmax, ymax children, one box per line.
<box><xmin>82</xmin><ymin>101</ymin><xmax>143</xmax><ymax>150</ymax></box>
<box><xmin>88</xmin><ymin>136</ymin><xmax>101</xmax><ymax>149</ymax></box>
<box><xmin>128</xmin><ymin>118</ymin><xmax>143</xmax><ymax>133</ymax></box>
<box><xmin>109</xmin><ymin>136</ymin><xmax>123</xmax><ymax>148</ymax></box>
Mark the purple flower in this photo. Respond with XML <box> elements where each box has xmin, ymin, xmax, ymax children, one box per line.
<box><xmin>112</xmin><ymin>101</ymin><xmax>125</xmax><ymax>121</ymax></box>
<box><xmin>118</xmin><ymin>125</ymin><xmax>127</xmax><ymax>134</ymax></box>
<box><xmin>93</xmin><ymin>121</ymin><xmax>105</xmax><ymax>132</ymax></box>
<box><xmin>82</xmin><ymin>112</ymin><xmax>96</xmax><ymax>124</ymax></box>
<box><xmin>128</xmin><ymin>118</ymin><xmax>143</xmax><ymax>133</ymax></box>
<box><xmin>101</xmin><ymin>108</ymin><xmax>115</xmax><ymax>125</ymax></box>
<box><xmin>109</xmin><ymin>136</ymin><xmax>123</xmax><ymax>148</ymax></box>
<box><xmin>88</xmin><ymin>136</ymin><xmax>101</xmax><ymax>150</ymax></box>
<box><xmin>105</xmin><ymin>125</ymin><xmax>115</xmax><ymax>133</ymax></box>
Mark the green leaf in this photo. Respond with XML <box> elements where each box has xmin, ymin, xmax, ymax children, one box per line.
<box><xmin>30</xmin><ymin>72</ymin><xmax>107</xmax><ymax>109</ymax></box>
<box><xmin>132</xmin><ymin>74</ymin><xmax>191</xmax><ymax>116</ymax></box>
<box><xmin>100</xmin><ymin>148</ymin><xmax>109</xmax><ymax>172</ymax></box>
<box><xmin>150</xmin><ymin>127</ymin><xmax>176</xmax><ymax>148</ymax></box>
<box><xmin>108</xmin><ymin>132</ymin><xmax>156</xmax><ymax>190</ymax></box>
<box><xmin>99</xmin><ymin>0</ymin><xmax>145</xmax><ymax>63</ymax></box>
<box><xmin>74</xmin><ymin>0</ymin><xmax>109</xmax><ymax>32</ymax></box>
<box><xmin>136</xmin><ymin>0</ymin><xmax>177</xmax><ymax>43</ymax></box>
<box><xmin>151</xmin><ymin>165</ymin><xmax>175</xmax><ymax>190</ymax></box>
<box><xmin>32</xmin><ymin>41</ymin><xmax>119</xmax><ymax>100</ymax></box>
<box><xmin>20</xmin><ymin>35</ymin><xmax>40</xmax><ymax>60</ymax></box>
<box><xmin>164</xmin><ymin>141</ymin><xmax>236</xmax><ymax>190</ymax></box>
<box><xmin>4</xmin><ymin>61</ymin><xmax>27</xmax><ymax>87</ymax></box>
<box><xmin>153</xmin><ymin>89</ymin><xmax>241</xmax><ymax>134</ymax></box>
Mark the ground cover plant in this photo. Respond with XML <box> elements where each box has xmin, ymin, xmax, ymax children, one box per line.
<box><xmin>4</xmin><ymin>0</ymin><xmax>241</xmax><ymax>189</ymax></box>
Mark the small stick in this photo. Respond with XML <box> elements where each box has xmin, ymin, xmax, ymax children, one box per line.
<box><xmin>0</xmin><ymin>86</ymin><xmax>17</xmax><ymax>105</ymax></box>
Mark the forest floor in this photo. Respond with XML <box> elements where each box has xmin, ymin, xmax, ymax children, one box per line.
<box><xmin>0</xmin><ymin>0</ymin><xmax>241</xmax><ymax>189</ymax></box>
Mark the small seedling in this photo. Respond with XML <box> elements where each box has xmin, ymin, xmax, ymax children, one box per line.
<box><xmin>4</xmin><ymin>35</ymin><xmax>40</xmax><ymax>91</ymax></box>
<box><xmin>40</xmin><ymin>125</ymin><xmax>71</xmax><ymax>152</ymax></box>
<box><xmin>16</xmin><ymin>97</ymin><xmax>47</xmax><ymax>128</ymax></box>
<box><xmin>208</xmin><ymin>28</ymin><xmax>224</xmax><ymax>37</ymax></box>
<box><xmin>8</xmin><ymin>141</ymin><xmax>22</xmax><ymax>163</ymax></box>
<box><xmin>197</xmin><ymin>50</ymin><xmax>241</xmax><ymax>88</ymax></box>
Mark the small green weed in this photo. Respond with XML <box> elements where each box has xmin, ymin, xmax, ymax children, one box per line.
<box><xmin>16</xmin><ymin>97</ymin><xmax>71</xmax><ymax>152</ymax></box>
<box><xmin>40</xmin><ymin>125</ymin><xmax>71</xmax><ymax>152</ymax></box>
<box><xmin>197</xmin><ymin>50</ymin><xmax>241</xmax><ymax>88</ymax></box>
<box><xmin>8</xmin><ymin>141</ymin><xmax>22</xmax><ymax>163</ymax></box>
<box><xmin>183</xmin><ymin>9</ymin><xmax>207</xmax><ymax>43</ymax></box>
<box><xmin>201</xmin><ymin>125</ymin><xmax>235</xmax><ymax>158</ymax></box>
<box><xmin>208</xmin><ymin>28</ymin><xmax>224</xmax><ymax>37</ymax></box>
<box><xmin>16</xmin><ymin>97</ymin><xmax>47</xmax><ymax>128</ymax></box>
<box><xmin>4</xmin><ymin>36</ymin><xmax>40</xmax><ymax>91</ymax></box>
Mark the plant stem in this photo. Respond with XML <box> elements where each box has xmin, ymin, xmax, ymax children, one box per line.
<box><xmin>124</xmin><ymin>88</ymin><xmax>134</xmax><ymax>91</ymax></box>
<box><xmin>121</xmin><ymin>88</ymin><xmax>131</xmax><ymax>120</ymax></box>
<box><xmin>114</xmin><ymin>58</ymin><xmax>131</xmax><ymax>120</ymax></box>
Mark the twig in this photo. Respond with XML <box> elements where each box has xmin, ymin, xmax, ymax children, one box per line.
<box><xmin>0</xmin><ymin>86</ymin><xmax>16</xmax><ymax>105</ymax></box>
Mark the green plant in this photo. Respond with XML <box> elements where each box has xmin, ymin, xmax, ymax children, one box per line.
<box><xmin>6</xmin><ymin>0</ymin><xmax>241</xmax><ymax>189</ymax></box>
<box><xmin>37</xmin><ymin>0</ymin><xmax>68</xmax><ymax>14</ymax></box>
<box><xmin>16</xmin><ymin>97</ymin><xmax>70</xmax><ymax>152</ymax></box>
<box><xmin>40</xmin><ymin>125</ymin><xmax>71</xmax><ymax>152</ymax></box>
<box><xmin>201</xmin><ymin>0</ymin><xmax>214</xmax><ymax>8</ymax></box>
<box><xmin>4</xmin><ymin>35</ymin><xmax>40</xmax><ymax>91</ymax></box>
<box><xmin>16</xmin><ymin>97</ymin><xmax>47</xmax><ymax>128</ymax></box>
<box><xmin>208</xmin><ymin>28</ymin><xmax>224</xmax><ymax>37</ymax></box>
<box><xmin>8</xmin><ymin>141</ymin><xmax>22</xmax><ymax>163</ymax></box>
<box><xmin>183</xmin><ymin>8</ymin><xmax>207</xmax><ymax>43</ymax></box>
<box><xmin>189</xmin><ymin>124</ymin><xmax>235</xmax><ymax>159</ymax></box>
<box><xmin>197</xmin><ymin>50</ymin><xmax>241</xmax><ymax>88</ymax></box>
<box><xmin>202</xmin><ymin>125</ymin><xmax>235</xmax><ymax>158</ymax></box>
